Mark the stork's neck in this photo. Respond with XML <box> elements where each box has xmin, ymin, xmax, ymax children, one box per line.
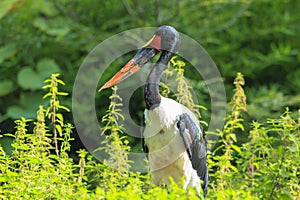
<box><xmin>144</xmin><ymin>51</ymin><xmax>174</xmax><ymax>110</ymax></box>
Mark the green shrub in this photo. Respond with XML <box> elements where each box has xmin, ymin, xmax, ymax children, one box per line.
<box><xmin>0</xmin><ymin>68</ymin><xmax>299</xmax><ymax>199</ymax></box>
<box><xmin>1</xmin><ymin>0</ymin><xmax>300</xmax><ymax>126</ymax></box>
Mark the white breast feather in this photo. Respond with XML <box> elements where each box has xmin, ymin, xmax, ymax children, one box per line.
<box><xmin>144</xmin><ymin>96</ymin><xmax>200</xmax><ymax>191</ymax></box>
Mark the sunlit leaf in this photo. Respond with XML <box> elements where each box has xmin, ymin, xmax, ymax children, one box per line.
<box><xmin>229</xmin><ymin>165</ymin><xmax>238</xmax><ymax>173</ymax></box>
<box><xmin>57</xmin><ymin>92</ymin><xmax>68</xmax><ymax>96</ymax></box>
<box><xmin>57</xmin><ymin>105</ymin><xmax>70</xmax><ymax>112</ymax></box>
<box><xmin>56</xmin><ymin>113</ymin><xmax>64</xmax><ymax>123</ymax></box>
<box><xmin>231</xmin><ymin>144</ymin><xmax>242</xmax><ymax>154</ymax></box>
<box><xmin>43</xmin><ymin>93</ymin><xmax>52</xmax><ymax>99</ymax></box>
<box><xmin>287</xmin><ymin>146</ymin><xmax>298</xmax><ymax>153</ymax></box>
<box><xmin>288</xmin><ymin>133</ymin><xmax>298</xmax><ymax>147</ymax></box>
<box><xmin>230</xmin><ymin>134</ymin><xmax>237</xmax><ymax>142</ymax></box>
<box><xmin>56</xmin><ymin>124</ymin><xmax>62</xmax><ymax>136</ymax></box>
<box><xmin>56</xmin><ymin>80</ymin><xmax>65</xmax><ymax>85</ymax></box>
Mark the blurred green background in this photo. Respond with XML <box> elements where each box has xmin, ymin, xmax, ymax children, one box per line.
<box><xmin>0</xmin><ymin>0</ymin><xmax>299</xmax><ymax>152</ymax></box>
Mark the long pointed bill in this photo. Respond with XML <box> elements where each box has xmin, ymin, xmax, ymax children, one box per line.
<box><xmin>99</xmin><ymin>59</ymin><xmax>140</xmax><ymax>91</ymax></box>
<box><xmin>99</xmin><ymin>40</ymin><xmax>161</xmax><ymax>92</ymax></box>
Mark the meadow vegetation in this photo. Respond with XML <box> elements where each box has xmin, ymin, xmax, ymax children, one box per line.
<box><xmin>0</xmin><ymin>0</ymin><xmax>299</xmax><ymax>199</ymax></box>
<box><xmin>0</xmin><ymin>69</ymin><xmax>299</xmax><ymax>199</ymax></box>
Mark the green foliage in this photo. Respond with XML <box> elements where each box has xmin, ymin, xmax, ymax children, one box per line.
<box><xmin>0</xmin><ymin>0</ymin><xmax>300</xmax><ymax>198</ymax></box>
<box><xmin>0</xmin><ymin>89</ymin><xmax>81</xmax><ymax>199</ymax></box>
<box><xmin>1</xmin><ymin>0</ymin><xmax>300</xmax><ymax>125</ymax></box>
<box><xmin>0</xmin><ymin>75</ymin><xmax>199</xmax><ymax>199</ymax></box>
<box><xmin>172</xmin><ymin>57</ymin><xmax>206</xmax><ymax>121</ymax></box>
<box><xmin>207</xmin><ymin>73</ymin><xmax>300</xmax><ymax>199</ymax></box>
<box><xmin>161</xmin><ymin>56</ymin><xmax>207</xmax><ymax>126</ymax></box>
<box><xmin>0</xmin><ymin>72</ymin><xmax>299</xmax><ymax>199</ymax></box>
<box><xmin>100</xmin><ymin>86</ymin><xmax>131</xmax><ymax>174</ymax></box>
<box><xmin>17</xmin><ymin>58</ymin><xmax>60</xmax><ymax>90</ymax></box>
<box><xmin>209</xmin><ymin>72</ymin><xmax>247</xmax><ymax>192</ymax></box>
<box><xmin>43</xmin><ymin>73</ymin><xmax>69</xmax><ymax>156</ymax></box>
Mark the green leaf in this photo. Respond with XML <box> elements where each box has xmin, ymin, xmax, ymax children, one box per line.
<box><xmin>56</xmin><ymin>113</ymin><xmax>64</xmax><ymax>122</ymax></box>
<box><xmin>33</xmin><ymin>17</ymin><xmax>48</xmax><ymax>31</ymax></box>
<box><xmin>231</xmin><ymin>144</ymin><xmax>242</xmax><ymax>154</ymax></box>
<box><xmin>47</xmin><ymin>27</ymin><xmax>70</xmax><ymax>37</ymax></box>
<box><xmin>4</xmin><ymin>133</ymin><xmax>15</xmax><ymax>138</ymax></box>
<box><xmin>0</xmin><ymin>176</ymin><xmax>8</xmax><ymax>182</ymax></box>
<box><xmin>234</xmin><ymin>123</ymin><xmax>244</xmax><ymax>131</ymax></box>
<box><xmin>42</xmin><ymin>85</ymin><xmax>52</xmax><ymax>89</ymax></box>
<box><xmin>56</xmin><ymin>79</ymin><xmax>65</xmax><ymax>85</ymax></box>
<box><xmin>20</xmin><ymin>92</ymin><xmax>45</xmax><ymax>108</ymax></box>
<box><xmin>57</xmin><ymin>92</ymin><xmax>68</xmax><ymax>96</ymax></box>
<box><xmin>56</xmin><ymin>124</ymin><xmax>62</xmax><ymax>136</ymax></box>
<box><xmin>33</xmin><ymin>17</ymin><xmax>70</xmax><ymax>37</ymax></box>
<box><xmin>289</xmin><ymin>134</ymin><xmax>298</xmax><ymax>147</ymax></box>
<box><xmin>7</xmin><ymin>92</ymin><xmax>45</xmax><ymax>119</ymax></box>
<box><xmin>228</xmin><ymin>165</ymin><xmax>239</xmax><ymax>173</ymax></box>
<box><xmin>49</xmin><ymin>154</ymin><xmax>59</xmax><ymax>161</ymax></box>
<box><xmin>17</xmin><ymin>67</ymin><xmax>43</xmax><ymax>90</ymax></box>
<box><xmin>57</xmin><ymin>105</ymin><xmax>70</xmax><ymax>112</ymax></box>
<box><xmin>42</xmin><ymin>93</ymin><xmax>52</xmax><ymax>99</ymax></box>
<box><xmin>287</xmin><ymin>146</ymin><xmax>298</xmax><ymax>153</ymax></box>
<box><xmin>37</xmin><ymin>58</ymin><xmax>60</xmax><ymax>79</ymax></box>
<box><xmin>0</xmin><ymin>0</ymin><xmax>20</xmax><ymax>20</ymax></box>
<box><xmin>0</xmin><ymin>44</ymin><xmax>17</xmax><ymax>63</ymax></box>
<box><xmin>0</xmin><ymin>80</ymin><xmax>14</xmax><ymax>96</ymax></box>
<box><xmin>7</xmin><ymin>106</ymin><xmax>28</xmax><ymax>119</ymax></box>
<box><xmin>230</xmin><ymin>134</ymin><xmax>237</xmax><ymax>142</ymax></box>
<box><xmin>6</xmin><ymin>170</ymin><xmax>19</xmax><ymax>177</ymax></box>
<box><xmin>31</xmin><ymin>0</ymin><xmax>58</xmax><ymax>17</ymax></box>
<box><xmin>287</xmin><ymin>133</ymin><xmax>298</xmax><ymax>153</ymax></box>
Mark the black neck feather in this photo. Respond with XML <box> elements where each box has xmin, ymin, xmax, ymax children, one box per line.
<box><xmin>144</xmin><ymin>51</ymin><xmax>174</xmax><ymax>110</ymax></box>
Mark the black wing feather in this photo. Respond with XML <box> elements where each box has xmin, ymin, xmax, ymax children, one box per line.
<box><xmin>142</xmin><ymin>110</ymin><xmax>149</xmax><ymax>159</ymax></box>
<box><xmin>177</xmin><ymin>113</ymin><xmax>208</xmax><ymax>195</ymax></box>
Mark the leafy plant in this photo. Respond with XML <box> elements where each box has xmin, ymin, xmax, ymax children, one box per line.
<box><xmin>0</xmin><ymin>70</ymin><xmax>299</xmax><ymax>199</ymax></box>
<box><xmin>1</xmin><ymin>0</ymin><xmax>300</xmax><ymax>132</ymax></box>
<box><xmin>43</xmin><ymin>73</ymin><xmax>69</xmax><ymax>156</ymax></box>
<box><xmin>209</xmin><ymin>73</ymin><xmax>247</xmax><ymax>196</ymax></box>
<box><xmin>0</xmin><ymin>75</ymin><xmax>82</xmax><ymax>199</ymax></box>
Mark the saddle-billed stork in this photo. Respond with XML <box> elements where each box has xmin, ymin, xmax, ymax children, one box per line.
<box><xmin>99</xmin><ymin>26</ymin><xmax>208</xmax><ymax>195</ymax></box>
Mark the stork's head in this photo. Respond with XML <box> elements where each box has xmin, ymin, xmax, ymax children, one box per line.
<box><xmin>147</xmin><ymin>25</ymin><xmax>180</xmax><ymax>53</ymax></box>
<box><xmin>99</xmin><ymin>26</ymin><xmax>180</xmax><ymax>91</ymax></box>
